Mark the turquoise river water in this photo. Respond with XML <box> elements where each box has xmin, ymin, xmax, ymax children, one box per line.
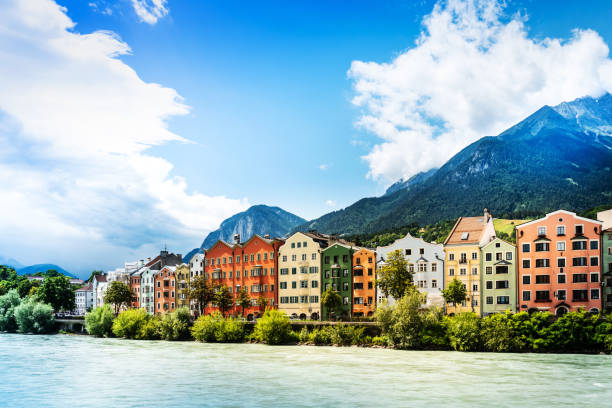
<box><xmin>0</xmin><ymin>333</ymin><xmax>611</xmax><ymax>407</ymax></box>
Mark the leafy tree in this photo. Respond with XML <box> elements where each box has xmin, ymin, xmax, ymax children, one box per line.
<box><xmin>44</xmin><ymin>269</ymin><xmax>60</xmax><ymax>278</ymax></box>
<box><xmin>85</xmin><ymin>305</ymin><xmax>114</xmax><ymax>337</ymax></box>
<box><xmin>0</xmin><ymin>265</ymin><xmax>18</xmax><ymax>282</ymax></box>
<box><xmin>14</xmin><ymin>297</ymin><xmax>55</xmax><ymax>334</ymax></box>
<box><xmin>17</xmin><ymin>279</ymin><xmax>35</xmax><ymax>298</ymax></box>
<box><xmin>252</xmin><ymin>309</ymin><xmax>291</xmax><ymax>345</ymax></box>
<box><xmin>188</xmin><ymin>275</ymin><xmax>214</xmax><ymax>316</ymax></box>
<box><xmin>112</xmin><ymin>308</ymin><xmax>152</xmax><ymax>339</ymax></box>
<box><xmin>0</xmin><ymin>289</ymin><xmax>21</xmax><ymax>332</ymax></box>
<box><xmin>257</xmin><ymin>296</ymin><xmax>269</xmax><ymax>311</ymax></box>
<box><xmin>442</xmin><ymin>278</ymin><xmax>467</xmax><ymax>314</ymax></box>
<box><xmin>376</xmin><ymin>249</ymin><xmax>414</xmax><ymax>300</ymax></box>
<box><xmin>37</xmin><ymin>275</ymin><xmax>75</xmax><ymax>312</ymax></box>
<box><xmin>0</xmin><ymin>281</ymin><xmax>9</xmax><ymax>296</ymax></box>
<box><xmin>157</xmin><ymin>307</ymin><xmax>191</xmax><ymax>341</ymax></box>
<box><xmin>237</xmin><ymin>287</ymin><xmax>250</xmax><ymax>317</ymax></box>
<box><xmin>446</xmin><ymin>312</ymin><xmax>482</xmax><ymax>351</ymax></box>
<box><xmin>321</xmin><ymin>287</ymin><xmax>342</xmax><ymax>319</ymax></box>
<box><xmin>214</xmin><ymin>284</ymin><xmax>233</xmax><ymax>317</ymax></box>
<box><xmin>104</xmin><ymin>281</ymin><xmax>133</xmax><ymax>315</ymax></box>
<box><xmin>85</xmin><ymin>270</ymin><xmax>104</xmax><ymax>283</ymax></box>
<box><xmin>191</xmin><ymin>312</ymin><xmax>245</xmax><ymax>343</ymax></box>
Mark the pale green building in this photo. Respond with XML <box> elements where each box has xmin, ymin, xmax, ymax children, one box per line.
<box><xmin>481</xmin><ymin>237</ymin><xmax>517</xmax><ymax>315</ymax></box>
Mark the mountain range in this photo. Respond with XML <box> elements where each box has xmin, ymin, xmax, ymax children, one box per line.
<box><xmin>295</xmin><ymin>93</ymin><xmax>612</xmax><ymax>236</ymax></box>
<box><xmin>184</xmin><ymin>205</ymin><xmax>306</xmax><ymax>262</ymax></box>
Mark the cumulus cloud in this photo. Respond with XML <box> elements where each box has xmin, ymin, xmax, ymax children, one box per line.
<box><xmin>319</xmin><ymin>163</ymin><xmax>330</xmax><ymax>171</ymax></box>
<box><xmin>131</xmin><ymin>0</ymin><xmax>168</xmax><ymax>24</ymax></box>
<box><xmin>0</xmin><ymin>0</ymin><xmax>248</xmax><ymax>272</ymax></box>
<box><xmin>325</xmin><ymin>200</ymin><xmax>337</xmax><ymax>207</ymax></box>
<box><xmin>348</xmin><ymin>0</ymin><xmax>612</xmax><ymax>183</ymax></box>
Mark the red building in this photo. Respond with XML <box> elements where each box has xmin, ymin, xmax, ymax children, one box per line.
<box><xmin>129</xmin><ymin>273</ymin><xmax>141</xmax><ymax>309</ymax></box>
<box><xmin>204</xmin><ymin>234</ymin><xmax>284</xmax><ymax>318</ymax></box>
<box><xmin>516</xmin><ymin>210</ymin><xmax>603</xmax><ymax>316</ymax></box>
<box><xmin>154</xmin><ymin>266</ymin><xmax>177</xmax><ymax>314</ymax></box>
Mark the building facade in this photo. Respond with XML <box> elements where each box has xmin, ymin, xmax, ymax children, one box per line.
<box><xmin>139</xmin><ymin>267</ymin><xmax>157</xmax><ymax>314</ymax></box>
<box><xmin>321</xmin><ymin>243</ymin><xmax>353</xmax><ymax>320</ymax></box>
<box><xmin>175</xmin><ymin>263</ymin><xmax>190</xmax><ymax>310</ymax></box>
<box><xmin>599</xmin><ymin>209</ymin><xmax>612</xmax><ymax>312</ymax></box>
<box><xmin>278</xmin><ymin>232</ymin><xmax>330</xmax><ymax>320</ymax></box>
<box><xmin>91</xmin><ymin>274</ymin><xmax>107</xmax><ymax>308</ymax></box>
<box><xmin>352</xmin><ymin>248</ymin><xmax>376</xmax><ymax>317</ymax></box>
<box><xmin>154</xmin><ymin>266</ymin><xmax>177</xmax><ymax>314</ymax></box>
<box><xmin>190</xmin><ymin>253</ymin><xmax>205</xmax><ymax>278</ymax></box>
<box><xmin>443</xmin><ymin>210</ymin><xmax>497</xmax><ymax>315</ymax></box>
<box><xmin>75</xmin><ymin>283</ymin><xmax>93</xmax><ymax>315</ymax></box>
<box><xmin>376</xmin><ymin>233</ymin><xmax>445</xmax><ymax>307</ymax></box>
<box><xmin>516</xmin><ymin>210</ymin><xmax>603</xmax><ymax>315</ymax></box>
<box><xmin>205</xmin><ymin>239</ymin><xmax>237</xmax><ymax>315</ymax></box>
<box><xmin>481</xmin><ymin>238</ymin><xmax>517</xmax><ymax>315</ymax></box>
<box><xmin>129</xmin><ymin>271</ymin><xmax>141</xmax><ymax>309</ymax></box>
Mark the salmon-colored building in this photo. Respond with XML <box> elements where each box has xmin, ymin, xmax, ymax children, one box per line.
<box><xmin>154</xmin><ymin>266</ymin><xmax>177</xmax><ymax>314</ymax></box>
<box><xmin>204</xmin><ymin>234</ymin><xmax>284</xmax><ymax>318</ymax></box>
<box><xmin>352</xmin><ymin>248</ymin><xmax>376</xmax><ymax>317</ymax></box>
<box><xmin>129</xmin><ymin>273</ymin><xmax>141</xmax><ymax>309</ymax></box>
<box><xmin>516</xmin><ymin>210</ymin><xmax>603</xmax><ymax>315</ymax></box>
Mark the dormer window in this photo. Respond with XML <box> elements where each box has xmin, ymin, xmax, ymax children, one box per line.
<box><xmin>461</xmin><ymin>232</ymin><xmax>469</xmax><ymax>240</ymax></box>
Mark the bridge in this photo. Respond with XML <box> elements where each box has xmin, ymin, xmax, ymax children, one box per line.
<box><xmin>55</xmin><ymin>318</ymin><xmax>86</xmax><ymax>333</ymax></box>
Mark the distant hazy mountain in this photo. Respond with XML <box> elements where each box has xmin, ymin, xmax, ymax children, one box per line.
<box><xmin>0</xmin><ymin>256</ymin><xmax>23</xmax><ymax>269</ymax></box>
<box><xmin>17</xmin><ymin>264</ymin><xmax>75</xmax><ymax>278</ymax></box>
<box><xmin>384</xmin><ymin>168</ymin><xmax>437</xmax><ymax>196</ymax></box>
<box><xmin>297</xmin><ymin>93</ymin><xmax>612</xmax><ymax>236</ymax></box>
<box><xmin>184</xmin><ymin>205</ymin><xmax>305</xmax><ymax>262</ymax></box>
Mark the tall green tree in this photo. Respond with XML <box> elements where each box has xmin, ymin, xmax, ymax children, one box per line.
<box><xmin>85</xmin><ymin>270</ymin><xmax>104</xmax><ymax>283</ymax></box>
<box><xmin>377</xmin><ymin>249</ymin><xmax>414</xmax><ymax>300</ymax></box>
<box><xmin>188</xmin><ymin>275</ymin><xmax>214</xmax><ymax>316</ymax></box>
<box><xmin>442</xmin><ymin>278</ymin><xmax>467</xmax><ymax>314</ymax></box>
<box><xmin>237</xmin><ymin>287</ymin><xmax>250</xmax><ymax>317</ymax></box>
<box><xmin>37</xmin><ymin>275</ymin><xmax>75</xmax><ymax>312</ymax></box>
<box><xmin>214</xmin><ymin>284</ymin><xmax>233</xmax><ymax>317</ymax></box>
<box><xmin>104</xmin><ymin>281</ymin><xmax>134</xmax><ymax>315</ymax></box>
<box><xmin>17</xmin><ymin>279</ymin><xmax>35</xmax><ymax>298</ymax></box>
<box><xmin>257</xmin><ymin>296</ymin><xmax>269</xmax><ymax>311</ymax></box>
<box><xmin>321</xmin><ymin>287</ymin><xmax>342</xmax><ymax>320</ymax></box>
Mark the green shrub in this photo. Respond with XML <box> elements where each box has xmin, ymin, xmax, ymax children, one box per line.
<box><xmin>329</xmin><ymin>324</ymin><xmax>365</xmax><ymax>346</ymax></box>
<box><xmin>140</xmin><ymin>317</ymin><xmax>161</xmax><ymax>340</ymax></box>
<box><xmin>112</xmin><ymin>308</ymin><xmax>152</xmax><ymax>339</ymax></box>
<box><xmin>215</xmin><ymin>316</ymin><xmax>245</xmax><ymax>343</ymax></box>
<box><xmin>371</xmin><ymin>336</ymin><xmax>388</xmax><ymax>347</ymax></box>
<box><xmin>298</xmin><ymin>327</ymin><xmax>310</xmax><ymax>343</ymax></box>
<box><xmin>252</xmin><ymin>309</ymin><xmax>291</xmax><ymax>345</ymax></box>
<box><xmin>14</xmin><ymin>297</ymin><xmax>55</xmax><ymax>334</ymax></box>
<box><xmin>546</xmin><ymin>309</ymin><xmax>600</xmax><ymax>352</ymax></box>
<box><xmin>0</xmin><ymin>289</ymin><xmax>21</xmax><ymax>332</ymax></box>
<box><xmin>308</xmin><ymin>327</ymin><xmax>332</xmax><ymax>345</ymax></box>
<box><xmin>191</xmin><ymin>312</ymin><xmax>245</xmax><ymax>343</ymax></box>
<box><xmin>481</xmin><ymin>311</ymin><xmax>525</xmax><ymax>352</ymax></box>
<box><xmin>158</xmin><ymin>307</ymin><xmax>191</xmax><ymax>341</ymax></box>
<box><xmin>447</xmin><ymin>313</ymin><xmax>481</xmax><ymax>351</ymax></box>
<box><xmin>85</xmin><ymin>305</ymin><xmax>115</xmax><ymax>337</ymax></box>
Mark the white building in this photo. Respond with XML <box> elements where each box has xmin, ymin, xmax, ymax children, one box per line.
<box><xmin>139</xmin><ymin>267</ymin><xmax>157</xmax><ymax>314</ymax></box>
<box><xmin>91</xmin><ymin>274</ymin><xmax>107</xmax><ymax>308</ymax></box>
<box><xmin>75</xmin><ymin>283</ymin><xmax>94</xmax><ymax>315</ymax></box>
<box><xmin>189</xmin><ymin>253</ymin><xmax>204</xmax><ymax>278</ymax></box>
<box><xmin>376</xmin><ymin>233</ymin><xmax>445</xmax><ymax>307</ymax></box>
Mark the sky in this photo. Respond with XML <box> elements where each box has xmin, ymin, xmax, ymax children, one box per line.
<box><xmin>1</xmin><ymin>0</ymin><xmax>612</xmax><ymax>277</ymax></box>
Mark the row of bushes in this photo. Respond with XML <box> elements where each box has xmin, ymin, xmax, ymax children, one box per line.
<box><xmin>0</xmin><ymin>290</ymin><xmax>55</xmax><ymax>334</ymax></box>
<box><xmin>85</xmin><ymin>305</ymin><xmax>192</xmax><ymax>340</ymax></box>
<box><xmin>375</xmin><ymin>292</ymin><xmax>612</xmax><ymax>353</ymax></box>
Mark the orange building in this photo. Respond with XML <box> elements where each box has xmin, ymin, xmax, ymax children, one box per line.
<box><xmin>352</xmin><ymin>248</ymin><xmax>376</xmax><ymax>317</ymax></box>
<box><xmin>204</xmin><ymin>234</ymin><xmax>284</xmax><ymax>318</ymax></box>
<box><xmin>129</xmin><ymin>273</ymin><xmax>141</xmax><ymax>309</ymax></box>
<box><xmin>154</xmin><ymin>266</ymin><xmax>177</xmax><ymax>314</ymax></box>
<box><xmin>516</xmin><ymin>210</ymin><xmax>603</xmax><ymax>315</ymax></box>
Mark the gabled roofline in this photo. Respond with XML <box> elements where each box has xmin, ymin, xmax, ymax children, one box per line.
<box><xmin>208</xmin><ymin>239</ymin><xmax>235</xmax><ymax>252</ymax></box>
<box><xmin>515</xmin><ymin>210</ymin><xmax>602</xmax><ymax>229</ymax></box>
<box><xmin>443</xmin><ymin>217</ymin><xmax>462</xmax><ymax>246</ymax></box>
<box><xmin>482</xmin><ymin>236</ymin><xmax>516</xmax><ymax>249</ymax></box>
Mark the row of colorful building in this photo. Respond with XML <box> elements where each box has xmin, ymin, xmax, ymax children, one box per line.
<box><xmin>76</xmin><ymin>208</ymin><xmax>612</xmax><ymax>319</ymax></box>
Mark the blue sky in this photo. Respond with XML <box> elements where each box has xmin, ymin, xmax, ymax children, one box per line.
<box><xmin>1</xmin><ymin>0</ymin><xmax>612</xmax><ymax>276</ymax></box>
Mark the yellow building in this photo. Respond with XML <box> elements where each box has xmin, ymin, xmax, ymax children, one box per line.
<box><xmin>278</xmin><ymin>231</ymin><xmax>331</xmax><ymax>320</ymax></box>
<box><xmin>443</xmin><ymin>209</ymin><xmax>496</xmax><ymax>315</ymax></box>
<box><xmin>175</xmin><ymin>263</ymin><xmax>191</xmax><ymax>310</ymax></box>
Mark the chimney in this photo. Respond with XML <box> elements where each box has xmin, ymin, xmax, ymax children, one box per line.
<box><xmin>147</xmin><ymin>257</ymin><xmax>151</xmax><ymax>263</ymax></box>
<box><xmin>264</xmin><ymin>234</ymin><xmax>270</xmax><ymax>239</ymax></box>
<box><xmin>178</xmin><ymin>254</ymin><xmax>183</xmax><ymax>263</ymax></box>
<box><xmin>234</xmin><ymin>234</ymin><xmax>241</xmax><ymax>244</ymax></box>
<box><xmin>484</xmin><ymin>208</ymin><xmax>491</xmax><ymax>222</ymax></box>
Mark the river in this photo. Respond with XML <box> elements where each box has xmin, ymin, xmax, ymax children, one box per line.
<box><xmin>0</xmin><ymin>333</ymin><xmax>611</xmax><ymax>407</ymax></box>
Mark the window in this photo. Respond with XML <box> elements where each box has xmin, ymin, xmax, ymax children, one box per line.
<box><xmin>301</xmin><ymin>254</ymin><xmax>306</xmax><ymax>261</ymax></box>
<box><xmin>449</xmin><ymin>253</ymin><xmax>454</xmax><ymax>261</ymax></box>
<box><xmin>591</xmin><ymin>273</ymin><xmax>599</xmax><ymax>283</ymax></box>
<box><xmin>486</xmin><ymin>281</ymin><xmax>492</xmax><ymax>289</ymax></box>
<box><xmin>449</xmin><ymin>268</ymin><xmax>455</xmax><ymax>276</ymax></box>
<box><xmin>356</xmin><ymin>257</ymin><xmax>361</xmax><ymax>265</ymax></box>
<box><xmin>557</xmin><ymin>290</ymin><xmax>566</xmax><ymax>300</ymax></box>
<box><xmin>486</xmin><ymin>253</ymin><xmax>492</xmax><ymax>261</ymax></box>
<box><xmin>309</xmin><ymin>266</ymin><xmax>318</xmax><ymax>274</ymax></box>
<box><xmin>419</xmin><ymin>263</ymin><xmax>427</xmax><ymax>272</ymax></box>
<box><xmin>343</xmin><ymin>269</ymin><xmax>349</xmax><ymax>277</ymax></box>
<box><xmin>522</xmin><ymin>259</ymin><xmax>531</xmax><ymax>269</ymax></box>
<box><xmin>572</xmin><ymin>290</ymin><xmax>588</xmax><ymax>301</ymax></box>
<box><xmin>300</xmin><ymin>267</ymin><xmax>308</xmax><ymax>274</ymax></box>
<box><xmin>496</xmin><ymin>252</ymin><xmax>502</xmax><ymax>261</ymax></box>
<box><xmin>496</xmin><ymin>281</ymin><xmax>509</xmax><ymax>289</ymax></box>
<box><xmin>303</xmin><ymin>242</ymin><xmax>307</xmax><ymax>247</ymax></box>
<box><xmin>279</xmin><ymin>282</ymin><xmax>287</xmax><ymax>289</ymax></box>
<box><xmin>460</xmin><ymin>253</ymin><xmax>467</xmax><ymax>263</ymax></box>
<box><xmin>291</xmin><ymin>254</ymin><xmax>297</xmax><ymax>262</ymax></box>
<box><xmin>472</xmin><ymin>252</ymin><xmax>478</xmax><ymax>260</ymax></box>
<box><xmin>311</xmin><ymin>280</ymin><xmax>318</xmax><ymax>288</ymax></box>
<box><xmin>486</xmin><ymin>266</ymin><xmax>493</xmax><ymax>274</ymax></box>
<box><xmin>343</xmin><ymin>297</ymin><xmax>349</xmax><ymax>305</ymax></box>
<box><xmin>497</xmin><ymin>296</ymin><xmax>510</xmax><ymax>304</ymax></box>
<box><xmin>522</xmin><ymin>243</ymin><xmax>530</xmax><ymax>253</ymax></box>
<box><xmin>291</xmin><ymin>268</ymin><xmax>297</xmax><ymax>275</ymax></box>
<box><xmin>353</xmin><ymin>282</ymin><xmax>364</xmax><ymax>290</ymax></box>
<box><xmin>535</xmin><ymin>275</ymin><xmax>550</xmax><ymax>284</ymax></box>
<box><xmin>572</xmin><ymin>257</ymin><xmax>587</xmax><ymax>267</ymax></box>
<box><xmin>280</xmin><ymin>268</ymin><xmax>289</xmax><ymax>275</ymax></box>
<box><xmin>300</xmin><ymin>280</ymin><xmax>308</xmax><ymax>288</ymax></box>
<box><xmin>558</xmin><ymin>274</ymin><xmax>566</xmax><ymax>284</ymax></box>
<box><xmin>572</xmin><ymin>241</ymin><xmax>587</xmax><ymax>250</ymax></box>
<box><xmin>535</xmin><ymin>242</ymin><xmax>550</xmax><ymax>252</ymax></box>
<box><xmin>368</xmin><ymin>268</ymin><xmax>373</xmax><ymax>276</ymax></box>
<box><xmin>291</xmin><ymin>243</ymin><xmax>295</xmax><ymax>248</ymax></box>
<box><xmin>522</xmin><ymin>291</ymin><xmax>531</xmax><ymax>301</ymax></box>
<box><xmin>292</xmin><ymin>281</ymin><xmax>297</xmax><ymax>289</ymax></box>
<box><xmin>310</xmin><ymin>296</ymin><xmax>319</xmax><ymax>303</ymax></box>
<box><xmin>282</xmin><ymin>255</ymin><xmax>287</xmax><ymax>262</ymax></box>
<box><xmin>537</xmin><ymin>226</ymin><xmax>546</xmax><ymax>236</ymax></box>
<box><xmin>324</xmin><ymin>256</ymin><xmax>330</xmax><ymax>264</ymax></box>
<box><xmin>406</xmin><ymin>249</ymin><xmax>412</xmax><ymax>256</ymax></box>
<box><xmin>535</xmin><ymin>291</ymin><xmax>550</xmax><ymax>301</ymax></box>
<box><xmin>590</xmin><ymin>240</ymin><xmax>599</xmax><ymax>250</ymax></box>
<box><xmin>496</xmin><ymin>266</ymin><xmax>508</xmax><ymax>274</ymax></box>
<box><xmin>472</xmin><ymin>267</ymin><xmax>478</xmax><ymax>275</ymax></box>
<box><xmin>575</xmin><ymin>225</ymin><xmax>583</xmax><ymax>235</ymax></box>
<box><xmin>556</xmin><ymin>241</ymin><xmax>566</xmax><ymax>251</ymax></box>
<box><xmin>572</xmin><ymin>274</ymin><xmax>587</xmax><ymax>283</ymax></box>
<box><xmin>591</xmin><ymin>289</ymin><xmax>600</xmax><ymax>300</ymax></box>
<box><xmin>460</xmin><ymin>268</ymin><xmax>467</xmax><ymax>275</ymax></box>
<box><xmin>486</xmin><ymin>296</ymin><xmax>493</xmax><ymax>304</ymax></box>
<box><xmin>523</xmin><ymin>275</ymin><xmax>531</xmax><ymax>284</ymax></box>
<box><xmin>506</xmin><ymin>252</ymin><xmax>513</xmax><ymax>261</ymax></box>
<box><xmin>300</xmin><ymin>296</ymin><xmax>308</xmax><ymax>303</ymax></box>
<box><xmin>343</xmin><ymin>282</ymin><xmax>349</xmax><ymax>291</ymax></box>
<box><xmin>297</xmin><ymin>242</ymin><xmax>301</xmax><ymax>248</ymax></box>
<box><xmin>312</xmin><ymin>253</ymin><xmax>316</xmax><ymax>260</ymax></box>
<box><xmin>342</xmin><ymin>255</ymin><xmax>348</xmax><ymax>263</ymax></box>
<box><xmin>461</xmin><ymin>232</ymin><xmax>469</xmax><ymax>240</ymax></box>
<box><xmin>431</xmin><ymin>263</ymin><xmax>437</xmax><ymax>272</ymax></box>
<box><xmin>557</xmin><ymin>258</ymin><xmax>566</xmax><ymax>268</ymax></box>
<box><xmin>557</xmin><ymin>226</ymin><xmax>566</xmax><ymax>235</ymax></box>
<box><xmin>590</xmin><ymin>257</ymin><xmax>599</xmax><ymax>267</ymax></box>
<box><xmin>473</xmin><ymin>284</ymin><xmax>478</xmax><ymax>292</ymax></box>
<box><xmin>431</xmin><ymin>280</ymin><xmax>437</xmax><ymax>288</ymax></box>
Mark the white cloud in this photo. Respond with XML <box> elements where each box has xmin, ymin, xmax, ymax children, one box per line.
<box><xmin>131</xmin><ymin>0</ymin><xmax>168</xmax><ymax>24</ymax></box>
<box><xmin>0</xmin><ymin>0</ymin><xmax>248</xmax><ymax>273</ymax></box>
<box><xmin>325</xmin><ymin>200</ymin><xmax>337</xmax><ymax>207</ymax></box>
<box><xmin>348</xmin><ymin>0</ymin><xmax>612</xmax><ymax>183</ymax></box>
<box><xmin>319</xmin><ymin>163</ymin><xmax>330</xmax><ymax>171</ymax></box>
